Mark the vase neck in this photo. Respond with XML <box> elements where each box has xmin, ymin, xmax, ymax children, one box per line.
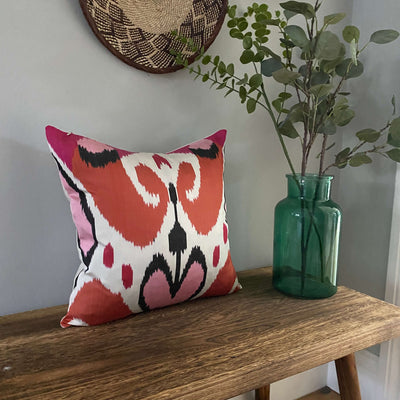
<box><xmin>286</xmin><ymin>174</ymin><xmax>333</xmax><ymax>201</ymax></box>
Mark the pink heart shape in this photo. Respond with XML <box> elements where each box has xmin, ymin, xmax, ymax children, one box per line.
<box><xmin>142</xmin><ymin>261</ymin><xmax>205</xmax><ymax>310</ymax></box>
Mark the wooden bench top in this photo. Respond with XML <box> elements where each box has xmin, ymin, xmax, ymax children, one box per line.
<box><xmin>2</xmin><ymin>266</ymin><xmax>400</xmax><ymax>400</ymax></box>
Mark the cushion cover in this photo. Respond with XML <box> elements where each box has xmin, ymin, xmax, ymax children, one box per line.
<box><xmin>46</xmin><ymin>126</ymin><xmax>240</xmax><ymax>327</ymax></box>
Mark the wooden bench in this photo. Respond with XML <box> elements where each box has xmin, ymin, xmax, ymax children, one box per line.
<box><xmin>2</xmin><ymin>267</ymin><xmax>400</xmax><ymax>400</ymax></box>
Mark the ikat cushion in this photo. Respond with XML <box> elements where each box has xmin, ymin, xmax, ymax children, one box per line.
<box><xmin>46</xmin><ymin>126</ymin><xmax>240</xmax><ymax>327</ymax></box>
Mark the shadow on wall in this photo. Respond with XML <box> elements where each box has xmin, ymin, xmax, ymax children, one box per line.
<box><xmin>0</xmin><ymin>137</ymin><xmax>78</xmax><ymax>316</ymax></box>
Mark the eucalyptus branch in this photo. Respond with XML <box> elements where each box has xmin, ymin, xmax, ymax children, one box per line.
<box><xmin>185</xmin><ymin>61</ymin><xmax>267</xmax><ymax>111</ymax></box>
<box><xmin>323</xmin><ymin>134</ymin><xmax>394</xmax><ymax>174</ymax></box>
<box><xmin>172</xmin><ymin>2</ymin><xmax>400</xmax><ymax>176</ymax></box>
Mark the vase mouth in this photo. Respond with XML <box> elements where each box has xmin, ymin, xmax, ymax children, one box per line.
<box><xmin>286</xmin><ymin>173</ymin><xmax>334</xmax><ymax>181</ymax></box>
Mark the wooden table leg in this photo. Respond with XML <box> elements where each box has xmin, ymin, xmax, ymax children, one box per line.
<box><xmin>335</xmin><ymin>353</ymin><xmax>361</xmax><ymax>400</ymax></box>
<box><xmin>255</xmin><ymin>385</ymin><xmax>270</xmax><ymax>400</ymax></box>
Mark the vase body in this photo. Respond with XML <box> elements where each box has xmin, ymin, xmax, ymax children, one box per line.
<box><xmin>273</xmin><ymin>174</ymin><xmax>341</xmax><ymax>298</ymax></box>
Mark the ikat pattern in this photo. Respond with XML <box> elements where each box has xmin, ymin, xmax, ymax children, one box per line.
<box><xmin>46</xmin><ymin>126</ymin><xmax>240</xmax><ymax>327</ymax></box>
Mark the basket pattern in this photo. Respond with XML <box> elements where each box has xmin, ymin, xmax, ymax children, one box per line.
<box><xmin>80</xmin><ymin>0</ymin><xmax>227</xmax><ymax>73</ymax></box>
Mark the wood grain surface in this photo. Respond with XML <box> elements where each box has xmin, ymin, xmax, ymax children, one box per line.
<box><xmin>2</xmin><ymin>267</ymin><xmax>400</xmax><ymax>400</ymax></box>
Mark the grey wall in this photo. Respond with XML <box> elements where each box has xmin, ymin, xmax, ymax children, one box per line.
<box><xmin>2</xmin><ymin>0</ymin><xmax>384</xmax><ymax>319</ymax></box>
<box><xmin>0</xmin><ymin>0</ymin><xmax>289</xmax><ymax>315</ymax></box>
<box><xmin>336</xmin><ymin>0</ymin><xmax>400</xmax><ymax>301</ymax></box>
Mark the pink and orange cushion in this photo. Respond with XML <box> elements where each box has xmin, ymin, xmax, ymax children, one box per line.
<box><xmin>46</xmin><ymin>126</ymin><xmax>240</xmax><ymax>327</ymax></box>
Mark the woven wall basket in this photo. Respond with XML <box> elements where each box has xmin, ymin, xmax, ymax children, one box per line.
<box><xmin>79</xmin><ymin>0</ymin><xmax>228</xmax><ymax>74</ymax></box>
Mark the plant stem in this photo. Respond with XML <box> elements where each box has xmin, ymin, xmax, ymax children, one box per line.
<box><xmin>319</xmin><ymin>135</ymin><xmax>328</xmax><ymax>176</ymax></box>
<box><xmin>300</xmin><ymin>192</ymin><xmax>306</xmax><ymax>294</ymax></box>
<box><xmin>259</xmin><ymin>82</ymin><xmax>297</xmax><ymax>177</ymax></box>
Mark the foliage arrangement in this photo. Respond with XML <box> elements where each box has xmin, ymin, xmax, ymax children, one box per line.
<box><xmin>172</xmin><ymin>0</ymin><xmax>400</xmax><ymax>177</ymax></box>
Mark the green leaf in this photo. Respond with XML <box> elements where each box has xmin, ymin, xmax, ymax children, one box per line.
<box><xmin>278</xmin><ymin>119</ymin><xmax>299</xmax><ymax>138</ymax></box>
<box><xmin>228</xmin><ymin>5</ymin><xmax>236</xmax><ymax>18</ymax></box>
<box><xmin>284</xmin><ymin>25</ymin><xmax>309</xmax><ymax>48</ymax></box>
<box><xmin>202</xmin><ymin>74</ymin><xmax>209</xmax><ymax>82</ymax></box>
<box><xmin>216</xmin><ymin>82</ymin><xmax>227</xmax><ymax>90</ymax></box>
<box><xmin>261</xmin><ymin>58</ymin><xmax>282</xmax><ymax>76</ymax></box>
<box><xmin>247</xmin><ymin>98</ymin><xmax>257</xmax><ymax>113</ymax></box>
<box><xmin>335</xmin><ymin>59</ymin><xmax>364</xmax><ymax>79</ymax></box>
<box><xmin>224</xmin><ymin>88</ymin><xmax>234</xmax><ymax>97</ymax></box>
<box><xmin>386</xmin><ymin>148</ymin><xmax>400</xmax><ymax>162</ymax></box>
<box><xmin>260</xmin><ymin>46</ymin><xmax>282</xmax><ymax>61</ymax></box>
<box><xmin>279</xmin><ymin>1</ymin><xmax>315</xmax><ymax>19</ymax></box>
<box><xmin>240</xmin><ymin>49</ymin><xmax>255</xmax><ymax>64</ymax></box>
<box><xmin>272</xmin><ymin>68</ymin><xmax>301</xmax><ymax>84</ymax></box>
<box><xmin>226</xmin><ymin>63</ymin><xmax>235</xmax><ymax>76</ymax></box>
<box><xmin>319</xmin><ymin>44</ymin><xmax>346</xmax><ymax>72</ymax></box>
<box><xmin>243</xmin><ymin>36</ymin><xmax>253</xmax><ymax>49</ymax></box>
<box><xmin>284</xmin><ymin>10</ymin><xmax>297</xmax><ymax>21</ymax></box>
<box><xmin>315</xmin><ymin>31</ymin><xmax>342</xmax><ymax>60</ymax></box>
<box><xmin>334</xmin><ymin>96</ymin><xmax>349</xmax><ymax>110</ymax></box>
<box><xmin>230</xmin><ymin>28</ymin><xmax>244</xmax><ymax>39</ymax></box>
<box><xmin>370</xmin><ymin>29</ymin><xmax>399</xmax><ymax>44</ymax></box>
<box><xmin>238</xmin><ymin>20</ymin><xmax>249</xmax><ymax>32</ymax></box>
<box><xmin>202</xmin><ymin>55</ymin><xmax>211</xmax><ymax>65</ymax></box>
<box><xmin>257</xmin><ymin>36</ymin><xmax>270</xmax><ymax>44</ymax></box>
<box><xmin>288</xmin><ymin>102</ymin><xmax>307</xmax><ymax>123</ymax></box>
<box><xmin>280</xmin><ymin>38</ymin><xmax>296</xmax><ymax>48</ymax></box>
<box><xmin>335</xmin><ymin>147</ymin><xmax>351</xmax><ymax>167</ymax></box>
<box><xmin>392</xmin><ymin>95</ymin><xmax>396</xmax><ymax>115</ymax></box>
<box><xmin>310</xmin><ymin>84</ymin><xmax>333</xmax><ymax>98</ymax></box>
<box><xmin>239</xmin><ymin>86</ymin><xmax>247</xmax><ymax>101</ymax></box>
<box><xmin>252</xmin><ymin>22</ymin><xmax>265</xmax><ymax>30</ymax></box>
<box><xmin>237</xmin><ymin>73</ymin><xmax>249</xmax><ymax>85</ymax></box>
<box><xmin>279</xmin><ymin>92</ymin><xmax>292</xmax><ymax>100</ymax></box>
<box><xmin>318</xmin><ymin>118</ymin><xmax>337</xmax><ymax>135</ymax></box>
<box><xmin>334</xmin><ymin>108</ymin><xmax>355</xmax><ymax>126</ymax></box>
<box><xmin>218</xmin><ymin>61</ymin><xmax>226</xmax><ymax>75</ymax></box>
<box><xmin>349</xmin><ymin>153</ymin><xmax>373</xmax><ymax>167</ymax></box>
<box><xmin>298</xmin><ymin>64</ymin><xmax>307</xmax><ymax>77</ymax></box>
<box><xmin>253</xmin><ymin>51</ymin><xmax>265</xmax><ymax>62</ymax></box>
<box><xmin>255</xmin><ymin>13</ymin><xmax>271</xmax><ymax>24</ymax></box>
<box><xmin>263</xmin><ymin>18</ymin><xmax>281</xmax><ymax>26</ymax></box>
<box><xmin>227</xmin><ymin>19</ymin><xmax>237</xmax><ymax>28</ymax></box>
<box><xmin>324</xmin><ymin>13</ymin><xmax>346</xmax><ymax>26</ymax></box>
<box><xmin>356</xmin><ymin>128</ymin><xmax>380</xmax><ymax>143</ymax></box>
<box><xmin>343</xmin><ymin>26</ymin><xmax>360</xmax><ymax>43</ymax></box>
<box><xmin>272</xmin><ymin>98</ymin><xmax>283</xmax><ymax>112</ymax></box>
<box><xmin>316</xmin><ymin>99</ymin><xmax>329</xmax><ymax>119</ymax></box>
<box><xmin>255</xmin><ymin>28</ymin><xmax>268</xmax><ymax>37</ymax></box>
<box><xmin>249</xmin><ymin>73</ymin><xmax>263</xmax><ymax>89</ymax></box>
<box><xmin>310</xmin><ymin>71</ymin><xmax>330</xmax><ymax>85</ymax></box>
<box><xmin>388</xmin><ymin>117</ymin><xmax>400</xmax><ymax>147</ymax></box>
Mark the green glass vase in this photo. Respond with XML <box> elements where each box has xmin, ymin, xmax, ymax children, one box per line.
<box><xmin>273</xmin><ymin>174</ymin><xmax>341</xmax><ymax>298</ymax></box>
